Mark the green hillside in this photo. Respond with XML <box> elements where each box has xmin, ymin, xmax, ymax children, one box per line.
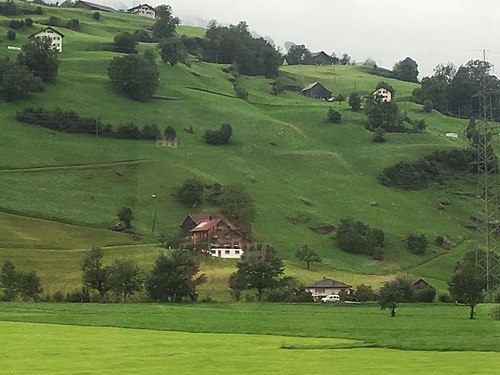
<box><xmin>0</xmin><ymin>2</ymin><xmax>485</xmax><ymax>296</ymax></box>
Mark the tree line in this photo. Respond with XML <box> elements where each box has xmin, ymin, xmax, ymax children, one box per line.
<box><xmin>16</xmin><ymin>107</ymin><xmax>174</xmax><ymax>140</ymax></box>
<box><xmin>412</xmin><ymin>60</ymin><xmax>500</xmax><ymax>120</ymax></box>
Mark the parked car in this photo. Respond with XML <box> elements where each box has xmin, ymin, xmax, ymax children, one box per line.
<box><xmin>321</xmin><ymin>294</ymin><xmax>340</xmax><ymax>303</ymax></box>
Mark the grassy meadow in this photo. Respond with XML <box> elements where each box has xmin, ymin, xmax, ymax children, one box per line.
<box><xmin>0</xmin><ymin>2</ymin><xmax>492</xmax><ymax>296</ymax></box>
<box><xmin>0</xmin><ymin>302</ymin><xmax>499</xmax><ymax>374</ymax></box>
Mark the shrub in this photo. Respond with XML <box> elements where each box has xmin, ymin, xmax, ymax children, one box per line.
<box><xmin>133</xmin><ymin>29</ymin><xmax>152</xmax><ymax>43</ymax></box>
<box><xmin>67</xmin><ymin>18</ymin><xmax>79</xmax><ymax>30</ymax></box>
<box><xmin>491</xmin><ymin>306</ymin><xmax>500</xmax><ymax>321</ymax></box>
<box><xmin>115</xmin><ymin>123</ymin><xmax>141</xmax><ymax>139</ymax></box>
<box><xmin>355</xmin><ymin>284</ymin><xmax>375</xmax><ymax>301</ymax></box>
<box><xmin>92</xmin><ymin>12</ymin><xmax>100</xmax><ymax>20</ymax></box>
<box><xmin>6</xmin><ymin>30</ymin><xmax>16</xmax><ymax>40</ymax></box>
<box><xmin>24</xmin><ymin>18</ymin><xmax>33</xmax><ymax>27</ymax></box>
<box><xmin>164</xmin><ymin>125</ymin><xmax>176</xmax><ymax>139</ymax></box>
<box><xmin>326</xmin><ymin>107</ymin><xmax>342</xmax><ymax>123</ymax></box>
<box><xmin>65</xmin><ymin>289</ymin><xmax>90</xmax><ymax>303</ymax></box>
<box><xmin>423</xmin><ymin>99</ymin><xmax>433</xmax><ymax>112</ymax></box>
<box><xmin>177</xmin><ymin>178</ymin><xmax>205</xmax><ymax>207</ymax></box>
<box><xmin>48</xmin><ymin>16</ymin><xmax>59</xmax><ymax>26</ymax></box>
<box><xmin>2</xmin><ymin>1</ymin><xmax>19</xmax><ymax>16</ymax></box>
<box><xmin>413</xmin><ymin>285</ymin><xmax>436</xmax><ymax>302</ymax></box>
<box><xmin>438</xmin><ymin>293</ymin><xmax>452</xmax><ymax>303</ymax></box>
<box><xmin>335</xmin><ymin>217</ymin><xmax>385</xmax><ymax>255</ymax></box>
<box><xmin>348</xmin><ymin>92</ymin><xmax>361</xmax><ymax>111</ymax></box>
<box><xmin>52</xmin><ymin>291</ymin><xmax>65</xmax><ymax>302</ymax></box>
<box><xmin>141</xmin><ymin>123</ymin><xmax>161</xmax><ymax>140</ymax></box>
<box><xmin>372</xmin><ymin>127</ymin><xmax>386</xmax><ymax>143</ymax></box>
<box><xmin>234</xmin><ymin>84</ymin><xmax>248</xmax><ymax>100</ymax></box>
<box><xmin>204</xmin><ymin>123</ymin><xmax>232</xmax><ymax>145</ymax></box>
<box><xmin>113</xmin><ymin>32</ymin><xmax>137</xmax><ymax>53</ymax></box>
<box><xmin>406</xmin><ymin>233</ymin><xmax>428</xmax><ymax>255</ymax></box>
<box><xmin>8</xmin><ymin>19</ymin><xmax>25</xmax><ymax>29</ymax></box>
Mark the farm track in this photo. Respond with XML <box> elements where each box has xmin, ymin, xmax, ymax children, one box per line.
<box><xmin>0</xmin><ymin>159</ymin><xmax>151</xmax><ymax>173</ymax></box>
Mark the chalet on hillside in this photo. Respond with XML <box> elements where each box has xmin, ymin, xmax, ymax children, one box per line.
<box><xmin>301</xmin><ymin>82</ymin><xmax>332</xmax><ymax>100</ymax></box>
<box><xmin>180</xmin><ymin>214</ymin><xmax>247</xmax><ymax>258</ymax></box>
<box><xmin>29</xmin><ymin>27</ymin><xmax>64</xmax><ymax>52</ymax></box>
<box><xmin>73</xmin><ymin>1</ymin><xmax>116</xmax><ymax>12</ymax></box>
<box><xmin>304</xmin><ymin>277</ymin><xmax>352</xmax><ymax>299</ymax></box>
<box><xmin>127</xmin><ymin>4</ymin><xmax>156</xmax><ymax>19</ymax></box>
<box><xmin>310</xmin><ymin>51</ymin><xmax>335</xmax><ymax>65</ymax></box>
<box><xmin>373</xmin><ymin>87</ymin><xmax>392</xmax><ymax>102</ymax></box>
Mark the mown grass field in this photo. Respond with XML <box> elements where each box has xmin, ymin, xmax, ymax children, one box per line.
<box><xmin>0</xmin><ymin>303</ymin><xmax>499</xmax><ymax>374</ymax></box>
<box><xmin>0</xmin><ymin>3</ymin><xmax>492</xmax><ymax>295</ymax></box>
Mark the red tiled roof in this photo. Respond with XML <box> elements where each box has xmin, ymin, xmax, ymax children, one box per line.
<box><xmin>191</xmin><ymin>218</ymin><xmax>222</xmax><ymax>232</ymax></box>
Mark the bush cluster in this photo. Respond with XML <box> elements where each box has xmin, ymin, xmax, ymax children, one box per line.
<box><xmin>405</xmin><ymin>233</ymin><xmax>428</xmax><ymax>255</ymax></box>
<box><xmin>326</xmin><ymin>107</ymin><xmax>342</xmax><ymax>123</ymax></box>
<box><xmin>16</xmin><ymin>107</ymin><xmax>163</xmax><ymax>140</ymax></box>
<box><xmin>204</xmin><ymin>123</ymin><xmax>233</xmax><ymax>145</ymax></box>
<box><xmin>335</xmin><ymin>217</ymin><xmax>385</xmax><ymax>257</ymax></box>
<box><xmin>378</xmin><ymin>148</ymin><xmax>477</xmax><ymax>190</ymax></box>
<box><xmin>8</xmin><ymin>19</ymin><xmax>25</xmax><ymax>29</ymax></box>
<box><xmin>1</xmin><ymin>3</ymin><xmax>43</xmax><ymax>16</ymax></box>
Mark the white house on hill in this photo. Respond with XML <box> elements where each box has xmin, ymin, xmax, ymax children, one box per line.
<box><xmin>28</xmin><ymin>27</ymin><xmax>64</xmax><ymax>52</ymax></box>
<box><xmin>127</xmin><ymin>4</ymin><xmax>156</xmax><ymax>19</ymax></box>
<box><xmin>373</xmin><ymin>87</ymin><xmax>392</xmax><ymax>102</ymax></box>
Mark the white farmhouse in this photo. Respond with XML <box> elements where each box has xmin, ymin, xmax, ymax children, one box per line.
<box><xmin>28</xmin><ymin>27</ymin><xmax>64</xmax><ymax>52</ymax></box>
<box><xmin>127</xmin><ymin>4</ymin><xmax>156</xmax><ymax>19</ymax></box>
<box><xmin>373</xmin><ymin>87</ymin><xmax>392</xmax><ymax>102</ymax></box>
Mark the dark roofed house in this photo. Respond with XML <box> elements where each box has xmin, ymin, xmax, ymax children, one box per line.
<box><xmin>304</xmin><ymin>277</ymin><xmax>352</xmax><ymax>299</ymax></box>
<box><xmin>127</xmin><ymin>4</ymin><xmax>156</xmax><ymax>19</ymax></box>
<box><xmin>73</xmin><ymin>1</ymin><xmax>116</xmax><ymax>12</ymax></box>
<box><xmin>310</xmin><ymin>51</ymin><xmax>335</xmax><ymax>65</ymax></box>
<box><xmin>301</xmin><ymin>82</ymin><xmax>332</xmax><ymax>100</ymax></box>
<box><xmin>180</xmin><ymin>214</ymin><xmax>247</xmax><ymax>258</ymax></box>
<box><xmin>29</xmin><ymin>27</ymin><xmax>64</xmax><ymax>52</ymax></box>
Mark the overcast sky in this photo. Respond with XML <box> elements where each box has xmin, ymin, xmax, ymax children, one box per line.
<box><xmin>108</xmin><ymin>0</ymin><xmax>500</xmax><ymax>77</ymax></box>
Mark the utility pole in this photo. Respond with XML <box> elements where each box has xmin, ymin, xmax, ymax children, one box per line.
<box><xmin>475</xmin><ymin>50</ymin><xmax>500</xmax><ymax>295</ymax></box>
<box><xmin>151</xmin><ymin>194</ymin><xmax>158</xmax><ymax>233</ymax></box>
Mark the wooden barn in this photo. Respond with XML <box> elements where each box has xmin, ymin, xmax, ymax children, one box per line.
<box><xmin>73</xmin><ymin>1</ymin><xmax>116</xmax><ymax>12</ymax></box>
<box><xmin>310</xmin><ymin>51</ymin><xmax>335</xmax><ymax>65</ymax></box>
<box><xmin>301</xmin><ymin>82</ymin><xmax>332</xmax><ymax>99</ymax></box>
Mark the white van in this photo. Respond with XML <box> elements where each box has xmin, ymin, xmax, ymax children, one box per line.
<box><xmin>321</xmin><ymin>294</ymin><xmax>340</xmax><ymax>303</ymax></box>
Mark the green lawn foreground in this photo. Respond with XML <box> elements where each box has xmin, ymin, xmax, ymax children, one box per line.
<box><xmin>1</xmin><ymin>303</ymin><xmax>498</xmax><ymax>351</ymax></box>
<box><xmin>0</xmin><ymin>303</ymin><xmax>498</xmax><ymax>374</ymax></box>
<box><xmin>0</xmin><ymin>321</ymin><xmax>497</xmax><ymax>375</ymax></box>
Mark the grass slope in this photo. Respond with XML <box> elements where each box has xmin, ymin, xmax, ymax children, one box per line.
<box><xmin>0</xmin><ymin>3</ymin><xmax>487</xmax><ymax>294</ymax></box>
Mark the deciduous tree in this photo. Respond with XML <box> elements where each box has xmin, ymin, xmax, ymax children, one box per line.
<box><xmin>219</xmin><ymin>184</ymin><xmax>256</xmax><ymax>228</ymax></box>
<box><xmin>17</xmin><ymin>36</ymin><xmax>60</xmax><ymax>82</ymax></box>
<box><xmin>229</xmin><ymin>244</ymin><xmax>284</xmax><ymax>301</ymax></box>
<box><xmin>158</xmin><ymin>36</ymin><xmax>187</xmax><ymax>66</ymax></box>
<box><xmin>393</xmin><ymin>57</ymin><xmax>419</xmax><ymax>83</ymax></box>
<box><xmin>152</xmin><ymin>4</ymin><xmax>180</xmax><ymax>41</ymax></box>
<box><xmin>146</xmin><ymin>250</ymin><xmax>206</xmax><ymax>302</ymax></box>
<box><xmin>348</xmin><ymin>92</ymin><xmax>361</xmax><ymax>111</ymax></box>
<box><xmin>449</xmin><ymin>261</ymin><xmax>486</xmax><ymax>319</ymax></box>
<box><xmin>108</xmin><ymin>259</ymin><xmax>143</xmax><ymax>302</ymax></box>
<box><xmin>378</xmin><ymin>277</ymin><xmax>413</xmax><ymax>317</ymax></box>
<box><xmin>107</xmin><ymin>53</ymin><xmax>159</xmax><ymax>101</ymax></box>
<box><xmin>177</xmin><ymin>178</ymin><xmax>205</xmax><ymax>207</ymax></box>
<box><xmin>113</xmin><ymin>32</ymin><xmax>137</xmax><ymax>53</ymax></box>
<box><xmin>295</xmin><ymin>245</ymin><xmax>321</xmax><ymax>270</ymax></box>
<box><xmin>81</xmin><ymin>247</ymin><xmax>111</xmax><ymax>301</ymax></box>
